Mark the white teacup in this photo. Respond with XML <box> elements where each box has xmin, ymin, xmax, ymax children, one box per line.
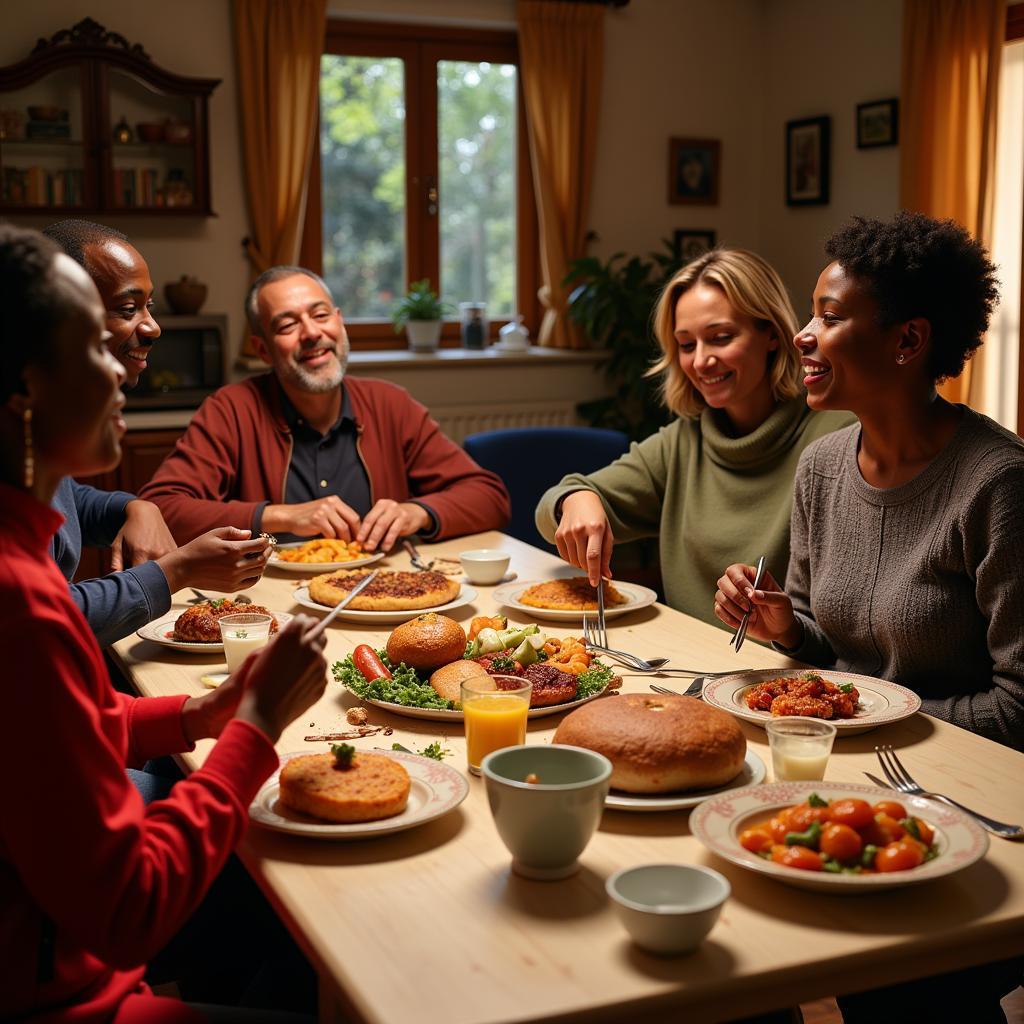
<box><xmin>459</xmin><ymin>548</ymin><xmax>511</xmax><ymax>585</ymax></box>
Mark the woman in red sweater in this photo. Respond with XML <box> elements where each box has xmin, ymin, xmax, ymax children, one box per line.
<box><xmin>0</xmin><ymin>225</ymin><xmax>328</xmax><ymax>1021</ymax></box>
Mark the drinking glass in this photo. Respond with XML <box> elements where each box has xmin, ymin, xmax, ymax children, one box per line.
<box><xmin>462</xmin><ymin>674</ymin><xmax>531</xmax><ymax>775</ymax></box>
<box><xmin>765</xmin><ymin>717</ymin><xmax>837</xmax><ymax>781</ymax></box>
<box><xmin>219</xmin><ymin>612</ymin><xmax>274</xmax><ymax>674</ymax></box>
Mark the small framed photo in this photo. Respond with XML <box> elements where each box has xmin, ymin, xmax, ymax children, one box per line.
<box><xmin>786</xmin><ymin>115</ymin><xmax>830</xmax><ymax>206</ymax></box>
<box><xmin>668</xmin><ymin>137</ymin><xmax>720</xmax><ymax>205</ymax></box>
<box><xmin>856</xmin><ymin>98</ymin><xmax>899</xmax><ymax>148</ymax></box>
<box><xmin>673</xmin><ymin>229</ymin><xmax>717</xmax><ymax>262</ymax></box>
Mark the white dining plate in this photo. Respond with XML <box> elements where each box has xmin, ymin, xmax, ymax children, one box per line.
<box><xmin>343</xmin><ymin>683</ymin><xmax>612</xmax><ymax>722</ymax></box>
<box><xmin>291</xmin><ymin>583</ymin><xmax>477</xmax><ymax>624</ymax></box>
<box><xmin>690</xmin><ymin>781</ymin><xmax>989</xmax><ymax>893</ymax></box>
<box><xmin>137</xmin><ymin>611</ymin><xmax>294</xmax><ymax>652</ymax></box>
<box><xmin>267</xmin><ymin>546</ymin><xmax>386</xmax><ymax>574</ymax></box>
<box><xmin>603</xmin><ymin>749</ymin><xmax>766</xmax><ymax>812</ymax></box>
<box><xmin>491</xmin><ymin>579</ymin><xmax>658</xmax><ymax>622</ymax></box>
<box><xmin>249</xmin><ymin>748</ymin><xmax>469</xmax><ymax>840</ymax></box>
<box><xmin>702</xmin><ymin>668</ymin><xmax>922</xmax><ymax>736</ymax></box>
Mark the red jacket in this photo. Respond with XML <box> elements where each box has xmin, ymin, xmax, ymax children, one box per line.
<box><xmin>140</xmin><ymin>374</ymin><xmax>511</xmax><ymax>543</ymax></box>
<box><xmin>0</xmin><ymin>484</ymin><xmax>278</xmax><ymax>1022</ymax></box>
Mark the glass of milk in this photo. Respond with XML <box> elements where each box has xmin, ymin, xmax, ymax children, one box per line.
<box><xmin>219</xmin><ymin>613</ymin><xmax>275</xmax><ymax>674</ymax></box>
<box><xmin>765</xmin><ymin>717</ymin><xmax>837</xmax><ymax>782</ymax></box>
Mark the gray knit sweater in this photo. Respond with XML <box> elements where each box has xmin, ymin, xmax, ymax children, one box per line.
<box><xmin>784</xmin><ymin>407</ymin><xmax>1024</xmax><ymax>751</ymax></box>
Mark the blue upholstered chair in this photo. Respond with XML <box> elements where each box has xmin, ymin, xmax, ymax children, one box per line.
<box><xmin>463</xmin><ymin>426</ymin><xmax>630</xmax><ymax>550</ymax></box>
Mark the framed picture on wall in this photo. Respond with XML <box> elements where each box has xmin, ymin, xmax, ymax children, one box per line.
<box><xmin>856</xmin><ymin>98</ymin><xmax>899</xmax><ymax>148</ymax></box>
<box><xmin>785</xmin><ymin>116</ymin><xmax>830</xmax><ymax>206</ymax></box>
<box><xmin>668</xmin><ymin>137</ymin><xmax>720</xmax><ymax>205</ymax></box>
<box><xmin>673</xmin><ymin>229</ymin><xmax>717</xmax><ymax>262</ymax></box>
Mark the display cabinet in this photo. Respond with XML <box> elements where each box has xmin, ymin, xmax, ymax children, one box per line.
<box><xmin>0</xmin><ymin>17</ymin><xmax>219</xmax><ymax>216</ymax></box>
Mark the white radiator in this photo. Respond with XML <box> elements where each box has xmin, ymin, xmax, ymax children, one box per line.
<box><xmin>437</xmin><ymin>400</ymin><xmax>579</xmax><ymax>445</ymax></box>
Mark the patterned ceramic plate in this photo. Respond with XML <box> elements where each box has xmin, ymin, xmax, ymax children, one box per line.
<box><xmin>249</xmin><ymin>748</ymin><xmax>469</xmax><ymax>839</ymax></box>
<box><xmin>702</xmin><ymin>669</ymin><xmax>921</xmax><ymax>736</ymax></box>
<box><xmin>690</xmin><ymin>781</ymin><xmax>988</xmax><ymax>893</ymax></box>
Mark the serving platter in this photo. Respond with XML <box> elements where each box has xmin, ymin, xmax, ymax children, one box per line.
<box><xmin>690</xmin><ymin>781</ymin><xmax>988</xmax><ymax>893</ymax></box>
<box><xmin>137</xmin><ymin>611</ymin><xmax>293</xmax><ymax>652</ymax></box>
<box><xmin>342</xmin><ymin>682</ymin><xmax>612</xmax><ymax>722</ymax></box>
<box><xmin>603</xmin><ymin>749</ymin><xmax>765</xmax><ymax>812</ymax></box>
<box><xmin>702</xmin><ymin>668</ymin><xmax>922</xmax><ymax>736</ymax></box>
<box><xmin>267</xmin><ymin>545</ymin><xmax>386</xmax><ymax>574</ymax></box>
<box><xmin>292</xmin><ymin>583</ymin><xmax>477</xmax><ymax>624</ymax></box>
<box><xmin>249</xmin><ymin>748</ymin><xmax>469</xmax><ymax>839</ymax></box>
<box><xmin>491</xmin><ymin>579</ymin><xmax>658</xmax><ymax>622</ymax></box>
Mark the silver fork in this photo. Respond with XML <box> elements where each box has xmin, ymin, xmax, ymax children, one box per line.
<box><xmin>872</xmin><ymin>745</ymin><xmax>1024</xmax><ymax>840</ymax></box>
<box><xmin>650</xmin><ymin>680</ymin><xmax>704</xmax><ymax>699</ymax></box>
<box><xmin>402</xmin><ymin>538</ymin><xmax>434</xmax><ymax>572</ymax></box>
<box><xmin>596</xmin><ymin>578</ymin><xmax>607</xmax><ymax>648</ymax></box>
<box><xmin>581</xmin><ymin>618</ymin><xmax>743</xmax><ymax>676</ymax></box>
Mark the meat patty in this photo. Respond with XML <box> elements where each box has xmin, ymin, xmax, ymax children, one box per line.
<box><xmin>173</xmin><ymin>601</ymin><xmax>279</xmax><ymax>643</ymax></box>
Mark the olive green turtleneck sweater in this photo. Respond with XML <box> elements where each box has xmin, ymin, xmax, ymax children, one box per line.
<box><xmin>535</xmin><ymin>398</ymin><xmax>854</xmax><ymax>627</ymax></box>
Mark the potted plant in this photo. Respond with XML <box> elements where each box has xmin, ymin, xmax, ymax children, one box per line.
<box><xmin>564</xmin><ymin>240</ymin><xmax>684</xmax><ymax>441</ymax></box>
<box><xmin>391</xmin><ymin>279</ymin><xmax>452</xmax><ymax>352</ymax></box>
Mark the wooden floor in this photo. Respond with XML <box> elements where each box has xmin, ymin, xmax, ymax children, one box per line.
<box><xmin>801</xmin><ymin>986</ymin><xmax>1024</xmax><ymax>1023</ymax></box>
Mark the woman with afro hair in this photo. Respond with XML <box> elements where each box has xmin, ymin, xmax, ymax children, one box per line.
<box><xmin>715</xmin><ymin>209</ymin><xmax>1024</xmax><ymax>1021</ymax></box>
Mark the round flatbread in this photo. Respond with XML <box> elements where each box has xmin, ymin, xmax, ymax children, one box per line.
<box><xmin>518</xmin><ymin>576</ymin><xmax>628</xmax><ymax>612</ymax></box>
<box><xmin>308</xmin><ymin>568</ymin><xmax>460</xmax><ymax>611</ymax></box>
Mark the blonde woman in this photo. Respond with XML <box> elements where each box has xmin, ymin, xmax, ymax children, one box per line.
<box><xmin>536</xmin><ymin>248</ymin><xmax>854</xmax><ymax>625</ymax></box>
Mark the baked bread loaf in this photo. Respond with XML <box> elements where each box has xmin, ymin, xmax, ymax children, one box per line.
<box><xmin>279</xmin><ymin>752</ymin><xmax>411</xmax><ymax>823</ymax></box>
<box><xmin>387</xmin><ymin>613</ymin><xmax>467</xmax><ymax>671</ymax></box>
<box><xmin>553</xmin><ymin>693</ymin><xmax>745</xmax><ymax>793</ymax></box>
<box><xmin>430</xmin><ymin>659</ymin><xmax>489</xmax><ymax>702</ymax></box>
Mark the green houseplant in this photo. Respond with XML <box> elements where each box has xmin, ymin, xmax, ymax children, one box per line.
<box><xmin>391</xmin><ymin>279</ymin><xmax>453</xmax><ymax>352</ymax></box>
<box><xmin>564</xmin><ymin>241</ymin><xmax>684</xmax><ymax>441</ymax></box>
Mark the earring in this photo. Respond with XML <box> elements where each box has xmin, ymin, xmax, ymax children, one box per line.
<box><xmin>22</xmin><ymin>407</ymin><xmax>33</xmax><ymax>488</ymax></box>
<box><xmin>896</xmin><ymin>353</ymin><xmax>905</xmax><ymax>364</ymax></box>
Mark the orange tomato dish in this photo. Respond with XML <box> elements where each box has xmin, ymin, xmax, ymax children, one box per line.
<box><xmin>739</xmin><ymin>793</ymin><xmax>939</xmax><ymax>874</ymax></box>
<box><xmin>744</xmin><ymin>671</ymin><xmax>860</xmax><ymax>719</ymax></box>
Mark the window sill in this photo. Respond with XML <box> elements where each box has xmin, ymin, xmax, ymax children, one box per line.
<box><xmin>236</xmin><ymin>346</ymin><xmax>603</xmax><ymax>375</ymax></box>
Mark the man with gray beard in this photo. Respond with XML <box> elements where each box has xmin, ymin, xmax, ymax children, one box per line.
<box><xmin>141</xmin><ymin>266</ymin><xmax>510</xmax><ymax>549</ymax></box>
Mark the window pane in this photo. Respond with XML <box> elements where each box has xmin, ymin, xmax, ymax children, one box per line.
<box><xmin>438</xmin><ymin>60</ymin><xmax>517</xmax><ymax>319</ymax></box>
<box><xmin>320</xmin><ymin>55</ymin><xmax>405</xmax><ymax>320</ymax></box>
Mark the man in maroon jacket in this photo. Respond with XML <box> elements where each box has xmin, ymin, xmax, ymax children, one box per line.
<box><xmin>141</xmin><ymin>266</ymin><xmax>511</xmax><ymax>549</ymax></box>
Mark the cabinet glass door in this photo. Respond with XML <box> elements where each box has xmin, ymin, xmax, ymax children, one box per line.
<box><xmin>0</xmin><ymin>65</ymin><xmax>89</xmax><ymax>211</ymax></box>
<box><xmin>106</xmin><ymin>68</ymin><xmax>197</xmax><ymax>211</ymax></box>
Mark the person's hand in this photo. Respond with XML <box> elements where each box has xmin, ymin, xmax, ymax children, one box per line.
<box><xmin>180</xmin><ymin>650</ymin><xmax>260</xmax><ymax>742</ymax></box>
<box><xmin>157</xmin><ymin>526</ymin><xmax>271</xmax><ymax>594</ymax></box>
<box><xmin>262</xmin><ymin>496</ymin><xmax>361</xmax><ymax>540</ymax></box>
<box><xmin>356</xmin><ymin>500</ymin><xmax>431</xmax><ymax>552</ymax></box>
<box><xmin>110</xmin><ymin>499</ymin><xmax>177</xmax><ymax>570</ymax></box>
<box><xmin>554</xmin><ymin>490</ymin><xmax>614</xmax><ymax>587</ymax></box>
<box><xmin>714</xmin><ymin>563</ymin><xmax>801</xmax><ymax>647</ymax></box>
<box><xmin>234</xmin><ymin>616</ymin><xmax>328</xmax><ymax>744</ymax></box>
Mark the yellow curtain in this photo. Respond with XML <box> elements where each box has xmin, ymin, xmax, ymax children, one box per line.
<box><xmin>517</xmin><ymin>1</ymin><xmax>604</xmax><ymax>349</ymax></box>
<box><xmin>900</xmin><ymin>0</ymin><xmax>1006</xmax><ymax>405</ymax></box>
<box><xmin>234</xmin><ymin>0</ymin><xmax>326</xmax><ymax>356</ymax></box>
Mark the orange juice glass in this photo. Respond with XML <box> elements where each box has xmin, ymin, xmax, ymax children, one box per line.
<box><xmin>462</xmin><ymin>675</ymin><xmax>532</xmax><ymax>776</ymax></box>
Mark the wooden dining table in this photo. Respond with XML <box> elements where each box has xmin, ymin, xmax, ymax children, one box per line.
<box><xmin>111</xmin><ymin>531</ymin><xmax>1024</xmax><ymax>1024</ymax></box>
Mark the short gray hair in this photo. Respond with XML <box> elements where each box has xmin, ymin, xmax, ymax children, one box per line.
<box><xmin>245</xmin><ymin>265</ymin><xmax>335</xmax><ymax>339</ymax></box>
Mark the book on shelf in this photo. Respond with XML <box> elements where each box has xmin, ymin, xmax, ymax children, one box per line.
<box><xmin>1</xmin><ymin>165</ymin><xmax>83</xmax><ymax>206</ymax></box>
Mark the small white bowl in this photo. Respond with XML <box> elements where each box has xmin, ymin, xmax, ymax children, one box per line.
<box><xmin>459</xmin><ymin>548</ymin><xmax>511</xmax><ymax>585</ymax></box>
<box><xmin>606</xmin><ymin>864</ymin><xmax>730</xmax><ymax>955</ymax></box>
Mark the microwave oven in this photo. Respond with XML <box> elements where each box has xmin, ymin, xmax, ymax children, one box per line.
<box><xmin>123</xmin><ymin>313</ymin><xmax>228</xmax><ymax>410</ymax></box>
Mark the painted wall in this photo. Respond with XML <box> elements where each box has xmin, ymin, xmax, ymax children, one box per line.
<box><xmin>0</xmin><ymin>1</ymin><xmax>251</xmax><ymax>351</ymax></box>
<box><xmin>758</xmin><ymin>0</ymin><xmax>903</xmax><ymax>307</ymax></box>
<box><xmin>0</xmin><ymin>0</ymin><xmax>903</xmax><ymax>352</ymax></box>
